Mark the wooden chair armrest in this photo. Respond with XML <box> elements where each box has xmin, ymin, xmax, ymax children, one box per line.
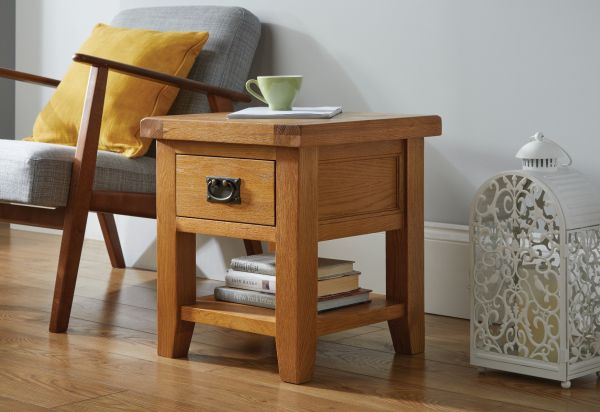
<box><xmin>73</xmin><ymin>53</ymin><xmax>251</xmax><ymax>103</ymax></box>
<box><xmin>0</xmin><ymin>67</ymin><xmax>60</xmax><ymax>88</ymax></box>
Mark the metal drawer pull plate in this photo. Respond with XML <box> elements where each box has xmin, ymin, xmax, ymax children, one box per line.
<box><xmin>206</xmin><ymin>176</ymin><xmax>241</xmax><ymax>204</ymax></box>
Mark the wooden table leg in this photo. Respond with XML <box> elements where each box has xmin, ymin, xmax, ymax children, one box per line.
<box><xmin>157</xmin><ymin>141</ymin><xmax>197</xmax><ymax>358</ymax></box>
<box><xmin>387</xmin><ymin>138</ymin><xmax>425</xmax><ymax>354</ymax></box>
<box><xmin>275</xmin><ymin>147</ymin><xmax>319</xmax><ymax>384</ymax></box>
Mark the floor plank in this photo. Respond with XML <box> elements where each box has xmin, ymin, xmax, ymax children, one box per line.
<box><xmin>0</xmin><ymin>395</ymin><xmax>52</xmax><ymax>411</ymax></box>
<box><xmin>1</xmin><ymin>228</ymin><xmax>599</xmax><ymax>411</ymax></box>
<box><xmin>54</xmin><ymin>391</ymin><xmax>203</xmax><ymax>412</ymax></box>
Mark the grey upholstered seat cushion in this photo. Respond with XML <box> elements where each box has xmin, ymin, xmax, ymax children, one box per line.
<box><xmin>0</xmin><ymin>140</ymin><xmax>155</xmax><ymax>208</ymax></box>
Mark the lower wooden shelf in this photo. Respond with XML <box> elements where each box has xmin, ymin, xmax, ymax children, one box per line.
<box><xmin>180</xmin><ymin>293</ymin><xmax>404</xmax><ymax>337</ymax></box>
<box><xmin>181</xmin><ymin>295</ymin><xmax>277</xmax><ymax>336</ymax></box>
<box><xmin>317</xmin><ymin>295</ymin><xmax>405</xmax><ymax>335</ymax></box>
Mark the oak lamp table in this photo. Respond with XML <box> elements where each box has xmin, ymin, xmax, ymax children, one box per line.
<box><xmin>141</xmin><ymin>112</ymin><xmax>442</xmax><ymax>384</ymax></box>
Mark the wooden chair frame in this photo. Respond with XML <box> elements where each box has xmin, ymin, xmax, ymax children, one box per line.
<box><xmin>0</xmin><ymin>53</ymin><xmax>263</xmax><ymax>333</ymax></box>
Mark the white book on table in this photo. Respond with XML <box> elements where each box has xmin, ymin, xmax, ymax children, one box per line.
<box><xmin>227</xmin><ymin>106</ymin><xmax>342</xmax><ymax>119</ymax></box>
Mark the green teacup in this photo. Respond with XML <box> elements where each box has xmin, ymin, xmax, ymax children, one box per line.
<box><xmin>245</xmin><ymin>75</ymin><xmax>303</xmax><ymax>111</ymax></box>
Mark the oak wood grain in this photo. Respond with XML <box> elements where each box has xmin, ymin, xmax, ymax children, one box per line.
<box><xmin>318</xmin><ymin>139</ymin><xmax>403</xmax><ymax>161</ymax></box>
<box><xmin>387</xmin><ymin>138</ymin><xmax>425</xmax><ymax>354</ymax></box>
<box><xmin>0</xmin><ymin>356</ymin><xmax>121</xmax><ymax>408</ymax></box>
<box><xmin>140</xmin><ymin>112</ymin><xmax>442</xmax><ymax>147</ymax></box>
<box><xmin>318</xmin><ymin>155</ymin><xmax>401</xmax><ymax>220</ymax></box>
<box><xmin>156</xmin><ymin>141</ymin><xmax>196</xmax><ymax>357</ymax></box>
<box><xmin>169</xmin><ymin>140</ymin><xmax>276</xmax><ymax>160</ymax></box>
<box><xmin>152</xmin><ymin>114</ymin><xmax>437</xmax><ymax>384</ymax></box>
<box><xmin>176</xmin><ymin>155</ymin><xmax>275</xmax><ymax>226</ymax></box>
<box><xmin>54</xmin><ymin>391</ymin><xmax>203</xmax><ymax>412</ymax></box>
<box><xmin>181</xmin><ymin>295</ymin><xmax>276</xmax><ymax>336</ymax></box>
<box><xmin>179</xmin><ymin>294</ymin><xmax>404</xmax><ymax>340</ymax></box>
<box><xmin>175</xmin><ymin>216</ymin><xmax>275</xmax><ymax>242</ymax></box>
<box><xmin>275</xmin><ymin>146</ymin><xmax>319</xmax><ymax>384</ymax></box>
<box><xmin>0</xmin><ymin>396</ymin><xmax>52</xmax><ymax>411</ymax></box>
<box><xmin>318</xmin><ymin>211</ymin><xmax>403</xmax><ymax>241</ymax></box>
<box><xmin>317</xmin><ymin>295</ymin><xmax>405</xmax><ymax>336</ymax></box>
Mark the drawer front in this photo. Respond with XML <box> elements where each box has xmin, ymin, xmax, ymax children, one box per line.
<box><xmin>176</xmin><ymin>155</ymin><xmax>275</xmax><ymax>226</ymax></box>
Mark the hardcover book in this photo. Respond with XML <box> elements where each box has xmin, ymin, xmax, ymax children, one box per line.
<box><xmin>214</xmin><ymin>286</ymin><xmax>371</xmax><ymax>312</ymax></box>
<box><xmin>225</xmin><ymin>269</ymin><xmax>361</xmax><ymax>296</ymax></box>
<box><xmin>229</xmin><ymin>253</ymin><xmax>355</xmax><ymax>278</ymax></box>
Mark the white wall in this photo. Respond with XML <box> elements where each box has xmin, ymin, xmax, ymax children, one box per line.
<box><xmin>13</xmin><ymin>1</ymin><xmax>600</xmax><ymax>307</ymax></box>
<box><xmin>117</xmin><ymin>0</ymin><xmax>600</xmax><ymax>225</ymax></box>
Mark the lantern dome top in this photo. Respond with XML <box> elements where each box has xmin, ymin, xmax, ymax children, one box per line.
<box><xmin>525</xmin><ymin>168</ymin><xmax>600</xmax><ymax>229</ymax></box>
<box><xmin>515</xmin><ymin>132</ymin><xmax>572</xmax><ymax>171</ymax></box>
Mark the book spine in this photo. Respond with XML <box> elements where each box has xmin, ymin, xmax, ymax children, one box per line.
<box><xmin>214</xmin><ymin>288</ymin><xmax>275</xmax><ymax>309</ymax></box>
<box><xmin>225</xmin><ymin>271</ymin><xmax>276</xmax><ymax>294</ymax></box>
<box><xmin>229</xmin><ymin>260</ymin><xmax>275</xmax><ymax>275</ymax></box>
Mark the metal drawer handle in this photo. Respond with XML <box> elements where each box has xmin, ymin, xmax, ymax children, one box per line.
<box><xmin>206</xmin><ymin>176</ymin><xmax>241</xmax><ymax>204</ymax></box>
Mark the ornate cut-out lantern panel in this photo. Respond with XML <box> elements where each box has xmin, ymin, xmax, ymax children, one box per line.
<box><xmin>470</xmin><ymin>132</ymin><xmax>600</xmax><ymax>389</ymax></box>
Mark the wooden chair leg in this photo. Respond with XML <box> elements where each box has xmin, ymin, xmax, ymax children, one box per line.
<box><xmin>49</xmin><ymin>65</ymin><xmax>109</xmax><ymax>333</ymax></box>
<box><xmin>243</xmin><ymin>239</ymin><xmax>263</xmax><ymax>255</ymax></box>
<box><xmin>49</xmin><ymin>209</ymin><xmax>90</xmax><ymax>333</ymax></box>
<box><xmin>97</xmin><ymin>212</ymin><xmax>126</xmax><ymax>268</ymax></box>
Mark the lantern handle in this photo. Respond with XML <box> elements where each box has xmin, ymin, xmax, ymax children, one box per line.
<box><xmin>530</xmin><ymin>132</ymin><xmax>573</xmax><ymax>167</ymax></box>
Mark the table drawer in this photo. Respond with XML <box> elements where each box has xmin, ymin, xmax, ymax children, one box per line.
<box><xmin>176</xmin><ymin>155</ymin><xmax>275</xmax><ymax>226</ymax></box>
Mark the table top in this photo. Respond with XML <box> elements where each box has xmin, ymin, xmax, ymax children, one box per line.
<box><xmin>141</xmin><ymin>112</ymin><xmax>442</xmax><ymax>147</ymax></box>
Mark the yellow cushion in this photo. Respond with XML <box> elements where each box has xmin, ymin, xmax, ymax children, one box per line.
<box><xmin>29</xmin><ymin>23</ymin><xmax>209</xmax><ymax>158</ymax></box>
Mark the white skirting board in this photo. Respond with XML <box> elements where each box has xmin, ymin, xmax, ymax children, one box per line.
<box><xmin>423</xmin><ymin>222</ymin><xmax>470</xmax><ymax>319</ymax></box>
<box><xmin>318</xmin><ymin>222</ymin><xmax>470</xmax><ymax>319</ymax></box>
<box><xmin>11</xmin><ymin>219</ymin><xmax>471</xmax><ymax>319</ymax></box>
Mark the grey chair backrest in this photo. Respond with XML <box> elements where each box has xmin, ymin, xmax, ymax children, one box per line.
<box><xmin>112</xmin><ymin>5</ymin><xmax>260</xmax><ymax>115</ymax></box>
<box><xmin>111</xmin><ymin>6</ymin><xmax>261</xmax><ymax>156</ymax></box>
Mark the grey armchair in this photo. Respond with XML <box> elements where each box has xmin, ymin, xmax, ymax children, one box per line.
<box><xmin>0</xmin><ymin>6</ymin><xmax>262</xmax><ymax>333</ymax></box>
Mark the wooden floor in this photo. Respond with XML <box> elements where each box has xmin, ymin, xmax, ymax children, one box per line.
<box><xmin>1</xmin><ymin>227</ymin><xmax>600</xmax><ymax>411</ymax></box>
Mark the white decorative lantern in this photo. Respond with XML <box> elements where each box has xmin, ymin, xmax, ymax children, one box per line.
<box><xmin>470</xmin><ymin>132</ymin><xmax>600</xmax><ymax>389</ymax></box>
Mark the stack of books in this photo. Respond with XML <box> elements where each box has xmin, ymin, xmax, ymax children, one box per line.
<box><xmin>214</xmin><ymin>254</ymin><xmax>371</xmax><ymax>311</ymax></box>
